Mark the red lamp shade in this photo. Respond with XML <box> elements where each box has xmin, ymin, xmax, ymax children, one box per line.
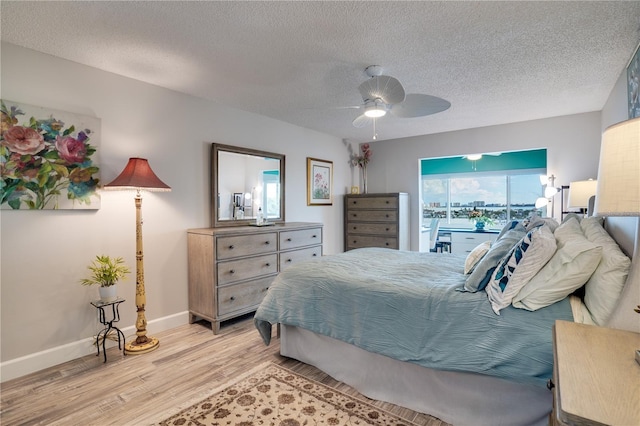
<box><xmin>105</xmin><ymin>158</ymin><xmax>171</xmax><ymax>191</ymax></box>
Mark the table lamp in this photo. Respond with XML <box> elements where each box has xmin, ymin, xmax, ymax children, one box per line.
<box><xmin>105</xmin><ymin>158</ymin><xmax>171</xmax><ymax>354</ymax></box>
<box><xmin>593</xmin><ymin>116</ymin><xmax>639</xmax><ymax>356</ymax></box>
<box><xmin>568</xmin><ymin>179</ymin><xmax>598</xmax><ymax>216</ymax></box>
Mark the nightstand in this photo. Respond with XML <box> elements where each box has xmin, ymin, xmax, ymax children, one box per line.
<box><xmin>551</xmin><ymin>320</ymin><xmax>640</xmax><ymax>425</ymax></box>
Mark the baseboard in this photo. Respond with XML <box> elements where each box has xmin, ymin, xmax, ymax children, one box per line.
<box><xmin>0</xmin><ymin>311</ymin><xmax>190</xmax><ymax>383</ymax></box>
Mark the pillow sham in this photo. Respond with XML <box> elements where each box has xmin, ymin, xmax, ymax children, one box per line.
<box><xmin>512</xmin><ymin>217</ymin><xmax>602</xmax><ymax>311</ymax></box>
<box><xmin>485</xmin><ymin>225</ymin><xmax>556</xmax><ymax>314</ymax></box>
<box><xmin>495</xmin><ymin>220</ymin><xmax>521</xmax><ymax>241</ymax></box>
<box><xmin>526</xmin><ymin>216</ymin><xmax>559</xmax><ymax>233</ymax></box>
<box><xmin>580</xmin><ymin>216</ymin><xmax>631</xmax><ymax>326</ymax></box>
<box><xmin>464</xmin><ymin>240</ymin><xmax>492</xmax><ymax>274</ymax></box>
<box><xmin>463</xmin><ymin>224</ymin><xmax>527</xmax><ymax>292</ymax></box>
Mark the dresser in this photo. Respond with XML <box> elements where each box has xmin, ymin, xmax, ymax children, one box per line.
<box><xmin>344</xmin><ymin>193</ymin><xmax>409</xmax><ymax>251</ymax></box>
<box><xmin>551</xmin><ymin>320</ymin><xmax>640</xmax><ymax>425</ymax></box>
<box><xmin>187</xmin><ymin>222</ymin><xmax>323</xmax><ymax>333</ymax></box>
<box><xmin>449</xmin><ymin>230</ymin><xmax>497</xmax><ymax>254</ymax></box>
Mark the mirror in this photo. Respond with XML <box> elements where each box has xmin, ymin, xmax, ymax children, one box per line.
<box><xmin>211</xmin><ymin>143</ymin><xmax>285</xmax><ymax>227</ymax></box>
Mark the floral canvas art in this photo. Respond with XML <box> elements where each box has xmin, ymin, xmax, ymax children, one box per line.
<box><xmin>306</xmin><ymin>157</ymin><xmax>333</xmax><ymax>206</ymax></box>
<box><xmin>1</xmin><ymin>100</ymin><xmax>101</xmax><ymax>209</ymax></box>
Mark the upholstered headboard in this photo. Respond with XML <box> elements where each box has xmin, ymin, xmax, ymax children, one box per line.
<box><xmin>604</xmin><ymin>216</ymin><xmax>639</xmax><ymax>333</ymax></box>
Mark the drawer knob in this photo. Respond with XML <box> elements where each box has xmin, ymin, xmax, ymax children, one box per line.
<box><xmin>352</xmin><ymin>214</ymin><xmax>357</xmax><ymax>217</ymax></box>
<box><xmin>385</xmin><ymin>242</ymin><xmax>389</xmax><ymax>246</ymax></box>
<box><xmin>286</xmin><ymin>238</ymin><xmax>292</xmax><ymax>242</ymax></box>
<box><xmin>230</xmin><ymin>296</ymin><xmax>236</xmax><ymax>301</ymax></box>
<box><xmin>385</xmin><ymin>228</ymin><xmax>390</xmax><ymax>231</ymax></box>
<box><xmin>286</xmin><ymin>259</ymin><xmax>292</xmax><ymax>263</ymax></box>
<box><xmin>312</xmin><ymin>235</ymin><xmax>317</xmax><ymax>238</ymax></box>
<box><xmin>352</xmin><ymin>201</ymin><xmax>357</xmax><ymax>204</ymax></box>
<box><xmin>386</xmin><ymin>200</ymin><xmax>390</xmax><ymax>204</ymax></box>
<box><xmin>263</xmin><ymin>287</ymin><xmax>269</xmax><ymax>292</ymax></box>
<box><xmin>386</xmin><ymin>214</ymin><xmax>389</xmax><ymax>218</ymax></box>
<box><xmin>312</xmin><ymin>253</ymin><xmax>317</xmax><ymax>257</ymax></box>
<box><xmin>264</xmin><ymin>241</ymin><xmax>270</xmax><ymax>245</ymax></box>
<box><xmin>229</xmin><ymin>269</ymin><xmax>235</xmax><ymax>274</ymax></box>
<box><xmin>229</xmin><ymin>245</ymin><xmax>234</xmax><ymax>249</ymax></box>
<box><xmin>265</xmin><ymin>263</ymin><xmax>270</xmax><ymax>267</ymax></box>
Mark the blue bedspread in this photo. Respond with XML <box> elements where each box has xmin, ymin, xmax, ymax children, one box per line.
<box><xmin>254</xmin><ymin>247</ymin><xmax>573</xmax><ymax>387</ymax></box>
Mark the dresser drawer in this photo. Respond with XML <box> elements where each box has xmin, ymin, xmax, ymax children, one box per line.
<box><xmin>217</xmin><ymin>254</ymin><xmax>278</xmax><ymax>285</ymax></box>
<box><xmin>347</xmin><ymin>196</ymin><xmax>398</xmax><ymax>209</ymax></box>
<box><xmin>450</xmin><ymin>232</ymin><xmax>496</xmax><ymax>255</ymax></box>
<box><xmin>280</xmin><ymin>227</ymin><xmax>322</xmax><ymax>250</ymax></box>
<box><xmin>346</xmin><ymin>222</ymin><xmax>397</xmax><ymax>235</ymax></box>
<box><xmin>346</xmin><ymin>235</ymin><xmax>398</xmax><ymax>250</ymax></box>
<box><xmin>346</xmin><ymin>210</ymin><xmax>398</xmax><ymax>222</ymax></box>
<box><xmin>217</xmin><ymin>276</ymin><xmax>275</xmax><ymax>316</ymax></box>
<box><xmin>280</xmin><ymin>246</ymin><xmax>322</xmax><ymax>271</ymax></box>
<box><xmin>216</xmin><ymin>233</ymin><xmax>277</xmax><ymax>260</ymax></box>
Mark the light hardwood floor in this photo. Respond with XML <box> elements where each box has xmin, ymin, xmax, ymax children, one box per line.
<box><xmin>0</xmin><ymin>316</ymin><xmax>448</xmax><ymax>426</ymax></box>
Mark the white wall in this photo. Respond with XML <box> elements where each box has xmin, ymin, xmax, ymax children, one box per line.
<box><xmin>0</xmin><ymin>43</ymin><xmax>354</xmax><ymax>380</ymax></box>
<box><xmin>367</xmin><ymin>112</ymin><xmax>603</xmax><ymax>251</ymax></box>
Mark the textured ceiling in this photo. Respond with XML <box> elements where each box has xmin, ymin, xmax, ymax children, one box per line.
<box><xmin>2</xmin><ymin>1</ymin><xmax>640</xmax><ymax>142</ymax></box>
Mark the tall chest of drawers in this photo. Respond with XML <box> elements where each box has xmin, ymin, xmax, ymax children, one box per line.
<box><xmin>187</xmin><ymin>222</ymin><xmax>323</xmax><ymax>333</ymax></box>
<box><xmin>344</xmin><ymin>193</ymin><xmax>409</xmax><ymax>251</ymax></box>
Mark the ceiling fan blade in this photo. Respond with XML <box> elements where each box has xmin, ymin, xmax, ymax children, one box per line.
<box><xmin>358</xmin><ymin>75</ymin><xmax>406</xmax><ymax>105</ymax></box>
<box><xmin>390</xmin><ymin>94</ymin><xmax>451</xmax><ymax>118</ymax></box>
<box><xmin>352</xmin><ymin>114</ymin><xmax>373</xmax><ymax>128</ymax></box>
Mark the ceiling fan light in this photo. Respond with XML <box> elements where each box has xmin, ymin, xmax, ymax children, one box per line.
<box><xmin>365</xmin><ymin>107</ymin><xmax>386</xmax><ymax>118</ymax></box>
<box><xmin>466</xmin><ymin>154</ymin><xmax>482</xmax><ymax>161</ymax></box>
<box><xmin>364</xmin><ymin>98</ymin><xmax>387</xmax><ymax>118</ymax></box>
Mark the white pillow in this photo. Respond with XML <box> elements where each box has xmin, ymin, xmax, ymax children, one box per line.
<box><xmin>464</xmin><ymin>241</ymin><xmax>492</xmax><ymax>274</ymax></box>
<box><xmin>485</xmin><ymin>225</ymin><xmax>556</xmax><ymax>315</ymax></box>
<box><xmin>512</xmin><ymin>217</ymin><xmax>602</xmax><ymax>311</ymax></box>
<box><xmin>580</xmin><ymin>217</ymin><xmax>631</xmax><ymax>326</ymax></box>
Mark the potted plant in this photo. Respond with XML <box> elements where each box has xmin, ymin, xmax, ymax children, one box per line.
<box><xmin>468</xmin><ymin>208</ymin><xmax>495</xmax><ymax>231</ymax></box>
<box><xmin>80</xmin><ymin>255</ymin><xmax>131</xmax><ymax>302</ymax></box>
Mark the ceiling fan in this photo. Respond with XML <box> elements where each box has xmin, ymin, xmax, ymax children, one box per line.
<box><xmin>347</xmin><ymin>65</ymin><xmax>451</xmax><ymax>136</ymax></box>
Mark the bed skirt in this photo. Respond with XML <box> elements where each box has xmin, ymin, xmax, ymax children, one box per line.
<box><xmin>280</xmin><ymin>325</ymin><xmax>552</xmax><ymax>426</ymax></box>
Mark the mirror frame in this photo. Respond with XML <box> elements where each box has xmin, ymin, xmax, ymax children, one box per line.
<box><xmin>211</xmin><ymin>143</ymin><xmax>286</xmax><ymax>227</ymax></box>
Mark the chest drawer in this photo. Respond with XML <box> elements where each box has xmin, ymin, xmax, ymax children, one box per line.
<box><xmin>218</xmin><ymin>276</ymin><xmax>275</xmax><ymax>316</ymax></box>
<box><xmin>217</xmin><ymin>254</ymin><xmax>278</xmax><ymax>285</ymax></box>
<box><xmin>347</xmin><ymin>196</ymin><xmax>398</xmax><ymax>209</ymax></box>
<box><xmin>450</xmin><ymin>232</ymin><xmax>496</xmax><ymax>255</ymax></box>
<box><xmin>280</xmin><ymin>227</ymin><xmax>322</xmax><ymax>250</ymax></box>
<box><xmin>216</xmin><ymin>233</ymin><xmax>277</xmax><ymax>260</ymax></box>
<box><xmin>280</xmin><ymin>246</ymin><xmax>322</xmax><ymax>271</ymax></box>
<box><xmin>346</xmin><ymin>210</ymin><xmax>398</xmax><ymax>222</ymax></box>
<box><xmin>346</xmin><ymin>235</ymin><xmax>398</xmax><ymax>250</ymax></box>
<box><xmin>346</xmin><ymin>222</ymin><xmax>397</xmax><ymax>235</ymax></box>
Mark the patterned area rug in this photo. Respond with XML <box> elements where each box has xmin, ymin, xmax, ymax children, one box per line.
<box><xmin>158</xmin><ymin>362</ymin><xmax>418</xmax><ymax>426</ymax></box>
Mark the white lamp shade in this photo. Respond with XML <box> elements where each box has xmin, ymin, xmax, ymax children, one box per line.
<box><xmin>568</xmin><ymin>179</ymin><xmax>597</xmax><ymax>209</ymax></box>
<box><xmin>544</xmin><ymin>186</ymin><xmax>558</xmax><ymax>198</ymax></box>
<box><xmin>594</xmin><ymin>117</ymin><xmax>640</xmax><ymax>216</ymax></box>
<box><xmin>535</xmin><ymin>197</ymin><xmax>548</xmax><ymax>208</ymax></box>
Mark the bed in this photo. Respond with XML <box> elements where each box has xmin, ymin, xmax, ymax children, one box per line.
<box><xmin>254</xmin><ymin>215</ymin><xmax>637</xmax><ymax>426</ymax></box>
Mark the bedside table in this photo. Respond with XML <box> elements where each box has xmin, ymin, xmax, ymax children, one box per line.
<box><xmin>551</xmin><ymin>320</ymin><xmax>640</xmax><ymax>425</ymax></box>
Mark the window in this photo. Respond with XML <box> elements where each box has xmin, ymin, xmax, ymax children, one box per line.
<box><xmin>420</xmin><ymin>149</ymin><xmax>547</xmax><ymax>230</ymax></box>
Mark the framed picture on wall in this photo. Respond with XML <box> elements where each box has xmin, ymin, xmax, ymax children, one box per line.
<box><xmin>0</xmin><ymin>99</ymin><xmax>102</xmax><ymax>210</ymax></box>
<box><xmin>307</xmin><ymin>157</ymin><xmax>333</xmax><ymax>206</ymax></box>
<box><xmin>628</xmin><ymin>42</ymin><xmax>640</xmax><ymax>119</ymax></box>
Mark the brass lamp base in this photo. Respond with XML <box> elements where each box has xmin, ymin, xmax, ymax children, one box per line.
<box><xmin>124</xmin><ymin>336</ymin><xmax>159</xmax><ymax>355</ymax></box>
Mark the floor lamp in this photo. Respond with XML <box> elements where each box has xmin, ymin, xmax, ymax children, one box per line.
<box><xmin>105</xmin><ymin>158</ymin><xmax>171</xmax><ymax>354</ymax></box>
